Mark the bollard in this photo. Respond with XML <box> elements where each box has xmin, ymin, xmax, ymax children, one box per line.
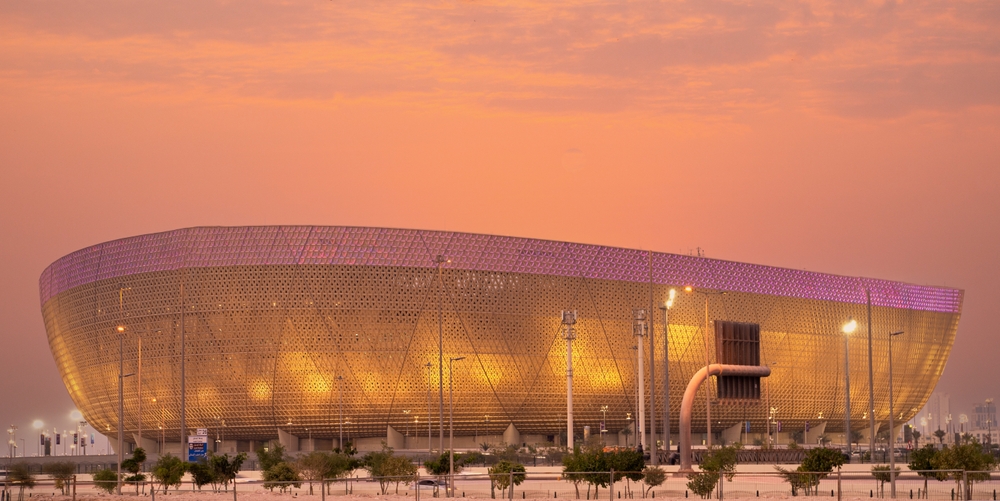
<box><xmin>756</xmin><ymin>491</ymin><xmax>759</xmax><ymax>497</ymax></box>
<box><xmin>832</xmin><ymin>490</ymin><xmax>834</xmax><ymax>497</ymax></box>
<box><xmin>555</xmin><ymin>492</ymin><xmax>557</xmax><ymax>498</ymax></box>
<box><xmin>685</xmin><ymin>491</ymin><xmax>688</xmax><ymax>498</ymax></box>
<box><xmin>910</xmin><ymin>490</ymin><xmax>912</xmax><ymax>499</ymax></box>
<box><xmin>951</xmin><ymin>488</ymin><xmax>955</xmax><ymax>500</ymax></box>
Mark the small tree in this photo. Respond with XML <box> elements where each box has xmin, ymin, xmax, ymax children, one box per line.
<box><xmin>323</xmin><ymin>451</ymin><xmax>361</xmax><ymax>494</ymax></box>
<box><xmin>363</xmin><ymin>441</ymin><xmax>406</xmax><ymax>495</ymax></box>
<box><xmin>263</xmin><ymin>462</ymin><xmax>301</xmax><ymax>493</ymax></box>
<box><xmin>489</xmin><ymin>460</ymin><xmax>526</xmax><ymax>499</ymax></box>
<box><xmin>93</xmin><ymin>468</ymin><xmax>118</xmax><ymax>495</ymax></box>
<box><xmin>189</xmin><ymin>459</ymin><xmax>216</xmax><ymax>491</ymax></box>
<box><xmin>297</xmin><ymin>451</ymin><xmax>330</xmax><ymax>495</ymax></box>
<box><xmin>256</xmin><ymin>443</ymin><xmax>286</xmax><ymax>471</ymax></box>
<box><xmin>776</xmin><ymin>446</ymin><xmax>845</xmax><ymax>496</ymax></box>
<box><xmin>871</xmin><ymin>465</ymin><xmax>900</xmax><ymax>497</ymax></box>
<box><xmin>121</xmin><ymin>447</ymin><xmax>147</xmax><ymax>494</ymax></box>
<box><xmin>424</xmin><ymin>451</ymin><xmax>463</xmax><ymax>477</ymax></box>
<box><xmin>561</xmin><ymin>448</ymin><xmax>589</xmax><ymax>499</ymax></box>
<box><xmin>9</xmin><ymin>462</ymin><xmax>37</xmax><ymax>501</ymax></box>
<box><xmin>607</xmin><ymin>448</ymin><xmax>644</xmax><ymax>498</ymax></box>
<box><xmin>908</xmin><ymin>444</ymin><xmax>946</xmax><ymax>497</ymax></box>
<box><xmin>641</xmin><ymin>466</ymin><xmax>666</xmax><ymax>498</ymax></box>
<box><xmin>151</xmin><ymin>454</ymin><xmax>188</xmax><ymax>493</ymax></box>
<box><xmin>210</xmin><ymin>452</ymin><xmax>247</xmax><ymax>491</ymax></box>
<box><xmin>687</xmin><ymin>445</ymin><xmax>739</xmax><ymax>499</ymax></box>
<box><xmin>932</xmin><ymin>436</ymin><xmax>999</xmax><ymax>499</ymax></box>
<box><xmin>385</xmin><ymin>455</ymin><xmax>418</xmax><ymax>494</ymax></box>
<box><xmin>43</xmin><ymin>461</ymin><xmax>76</xmax><ymax>495</ymax></box>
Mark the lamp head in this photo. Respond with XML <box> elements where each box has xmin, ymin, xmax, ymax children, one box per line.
<box><xmin>842</xmin><ymin>318</ymin><xmax>857</xmax><ymax>334</ymax></box>
<box><xmin>666</xmin><ymin>288</ymin><xmax>676</xmax><ymax>308</ymax></box>
<box><xmin>684</xmin><ymin>285</ymin><xmax>693</xmax><ymax>293</ymax></box>
<box><xmin>116</xmin><ymin>325</ymin><xmax>125</xmax><ymax>333</ymax></box>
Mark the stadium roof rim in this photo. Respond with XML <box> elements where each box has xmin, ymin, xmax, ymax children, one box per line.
<box><xmin>39</xmin><ymin>225</ymin><xmax>963</xmax><ymax>314</ymax></box>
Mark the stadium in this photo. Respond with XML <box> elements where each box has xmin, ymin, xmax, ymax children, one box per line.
<box><xmin>39</xmin><ymin>226</ymin><xmax>962</xmax><ymax>455</ymax></box>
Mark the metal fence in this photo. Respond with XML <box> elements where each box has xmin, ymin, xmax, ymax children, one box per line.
<box><xmin>1</xmin><ymin>469</ymin><xmax>998</xmax><ymax>500</ymax></box>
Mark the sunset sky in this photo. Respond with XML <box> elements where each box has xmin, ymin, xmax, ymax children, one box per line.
<box><xmin>2</xmin><ymin>0</ymin><xmax>998</xmax><ymax>441</ymax></box>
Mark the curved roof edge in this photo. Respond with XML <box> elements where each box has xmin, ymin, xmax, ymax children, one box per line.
<box><xmin>39</xmin><ymin>226</ymin><xmax>963</xmax><ymax>313</ymax></box>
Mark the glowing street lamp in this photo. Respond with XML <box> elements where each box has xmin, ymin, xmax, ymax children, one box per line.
<box><xmin>32</xmin><ymin>420</ymin><xmax>43</xmax><ymax>457</ymax></box>
<box><xmin>843</xmin><ymin>318</ymin><xmax>858</xmax><ymax>452</ymax></box>
<box><xmin>658</xmin><ymin>288</ymin><xmax>677</xmax><ymax>451</ymax></box>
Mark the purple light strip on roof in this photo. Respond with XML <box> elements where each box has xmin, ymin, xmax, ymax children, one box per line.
<box><xmin>38</xmin><ymin>226</ymin><xmax>963</xmax><ymax>313</ymax></box>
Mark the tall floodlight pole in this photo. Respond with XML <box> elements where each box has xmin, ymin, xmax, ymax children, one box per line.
<box><xmin>337</xmin><ymin>375</ymin><xmax>344</xmax><ymax>449</ymax></box>
<box><xmin>435</xmin><ymin>255</ymin><xmax>449</xmax><ymax>454</ymax></box>
<box><xmin>843</xmin><ymin>318</ymin><xmax>858</xmax><ymax>452</ymax></box>
<box><xmin>888</xmin><ymin>331</ymin><xmax>904</xmax><ymax>498</ymax></box>
<box><xmin>561</xmin><ymin>310</ymin><xmax>577</xmax><ymax>450</ymax></box>
<box><xmin>647</xmin><ymin>252</ymin><xmax>656</xmax><ymax>465</ymax></box>
<box><xmin>448</xmin><ymin>356</ymin><xmax>465</xmax><ymax>498</ymax></box>
<box><xmin>659</xmin><ymin>289</ymin><xmax>676</xmax><ymax>453</ymax></box>
<box><xmin>180</xmin><ymin>277</ymin><xmax>187</xmax><ymax>466</ymax></box>
<box><xmin>866</xmin><ymin>289</ymin><xmax>875</xmax><ymax>460</ymax></box>
<box><xmin>426</xmin><ymin>362</ymin><xmax>433</xmax><ymax>453</ymax></box>
<box><xmin>633</xmin><ymin>309</ymin><xmax>647</xmax><ymax>453</ymax></box>
<box><xmin>116</xmin><ymin>285</ymin><xmax>130</xmax><ymax>496</ymax></box>
<box><xmin>685</xmin><ymin>287</ymin><xmax>725</xmax><ymax>448</ymax></box>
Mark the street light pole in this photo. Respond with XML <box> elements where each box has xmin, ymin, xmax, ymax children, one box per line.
<box><xmin>659</xmin><ymin>289</ymin><xmax>676</xmax><ymax>453</ymax></box>
<box><xmin>685</xmin><ymin>287</ymin><xmax>725</xmax><ymax>448</ymax></box>
<box><xmin>843</xmin><ymin>318</ymin><xmax>858</xmax><ymax>453</ymax></box>
<box><xmin>436</xmin><ymin>255</ymin><xmax>449</xmax><ymax>454</ymax></box>
<box><xmin>647</xmin><ymin>252</ymin><xmax>656</xmax><ymax>465</ymax></box>
<box><xmin>448</xmin><ymin>356</ymin><xmax>465</xmax><ymax>498</ymax></box>
<box><xmin>888</xmin><ymin>331</ymin><xmax>904</xmax><ymax>498</ymax></box>
<box><xmin>866</xmin><ymin>289</ymin><xmax>876</xmax><ymax>460</ymax></box>
<box><xmin>562</xmin><ymin>311</ymin><xmax>577</xmax><ymax>450</ymax></box>
<box><xmin>633</xmin><ymin>309</ymin><xmax>647</xmax><ymax>453</ymax></box>
<box><xmin>116</xmin><ymin>326</ymin><xmax>135</xmax><ymax>494</ymax></box>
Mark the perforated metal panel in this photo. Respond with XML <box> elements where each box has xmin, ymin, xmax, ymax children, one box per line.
<box><xmin>39</xmin><ymin>226</ymin><xmax>962</xmax><ymax>444</ymax></box>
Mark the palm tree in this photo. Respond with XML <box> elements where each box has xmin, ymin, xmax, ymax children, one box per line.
<box><xmin>912</xmin><ymin>430</ymin><xmax>922</xmax><ymax>448</ymax></box>
<box><xmin>933</xmin><ymin>429</ymin><xmax>947</xmax><ymax>445</ymax></box>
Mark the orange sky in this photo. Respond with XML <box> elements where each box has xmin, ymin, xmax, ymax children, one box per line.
<box><xmin>2</xmin><ymin>0</ymin><xmax>998</xmax><ymax>437</ymax></box>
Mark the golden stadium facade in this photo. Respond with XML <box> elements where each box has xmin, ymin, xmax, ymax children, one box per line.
<box><xmin>39</xmin><ymin>226</ymin><xmax>962</xmax><ymax>451</ymax></box>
